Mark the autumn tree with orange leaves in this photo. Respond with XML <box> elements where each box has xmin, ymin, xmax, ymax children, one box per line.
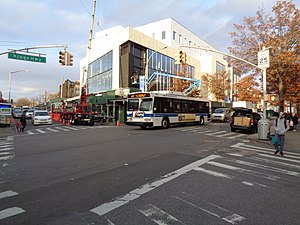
<box><xmin>229</xmin><ymin>0</ymin><xmax>300</xmax><ymax>112</ymax></box>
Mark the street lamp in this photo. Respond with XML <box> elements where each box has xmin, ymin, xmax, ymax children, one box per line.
<box><xmin>145</xmin><ymin>46</ymin><xmax>168</xmax><ymax>91</ymax></box>
<box><xmin>8</xmin><ymin>69</ymin><xmax>30</xmax><ymax>102</ymax></box>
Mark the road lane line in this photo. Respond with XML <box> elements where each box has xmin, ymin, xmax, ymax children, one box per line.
<box><xmin>63</xmin><ymin>126</ymin><xmax>79</xmax><ymax>130</ymax></box>
<box><xmin>0</xmin><ymin>147</ymin><xmax>13</xmax><ymax>152</ymax></box>
<box><xmin>139</xmin><ymin>203</ymin><xmax>186</xmax><ymax>225</ymax></box>
<box><xmin>251</xmin><ymin>155</ymin><xmax>300</xmax><ymax>169</ymax></box>
<box><xmin>91</xmin><ymin>154</ymin><xmax>220</xmax><ymax>216</ymax></box>
<box><xmin>0</xmin><ymin>207</ymin><xmax>25</xmax><ymax>220</ymax></box>
<box><xmin>0</xmin><ymin>190</ymin><xmax>18</xmax><ymax>199</ymax></box>
<box><xmin>194</xmin><ymin>167</ymin><xmax>232</xmax><ymax>179</ymax></box>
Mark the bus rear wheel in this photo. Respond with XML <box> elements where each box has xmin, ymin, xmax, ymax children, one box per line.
<box><xmin>161</xmin><ymin>118</ymin><xmax>170</xmax><ymax>129</ymax></box>
<box><xmin>200</xmin><ymin>116</ymin><xmax>204</xmax><ymax>125</ymax></box>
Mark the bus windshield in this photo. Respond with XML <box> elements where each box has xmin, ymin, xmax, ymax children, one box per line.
<box><xmin>128</xmin><ymin>99</ymin><xmax>139</xmax><ymax>111</ymax></box>
<box><xmin>139</xmin><ymin>98</ymin><xmax>152</xmax><ymax>111</ymax></box>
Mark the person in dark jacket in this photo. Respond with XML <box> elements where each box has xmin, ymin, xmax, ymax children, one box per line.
<box><xmin>291</xmin><ymin>112</ymin><xmax>298</xmax><ymax>131</ymax></box>
<box><xmin>20</xmin><ymin>112</ymin><xmax>26</xmax><ymax>132</ymax></box>
<box><xmin>274</xmin><ymin>112</ymin><xmax>290</xmax><ymax>156</ymax></box>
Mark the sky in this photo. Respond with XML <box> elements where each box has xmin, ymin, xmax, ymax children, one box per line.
<box><xmin>0</xmin><ymin>0</ymin><xmax>298</xmax><ymax>102</ymax></box>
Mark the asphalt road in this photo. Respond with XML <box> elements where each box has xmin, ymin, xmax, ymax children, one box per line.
<box><xmin>0</xmin><ymin>122</ymin><xmax>299</xmax><ymax>225</ymax></box>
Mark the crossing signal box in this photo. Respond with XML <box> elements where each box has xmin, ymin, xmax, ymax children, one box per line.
<box><xmin>59</xmin><ymin>51</ymin><xmax>66</xmax><ymax>66</ymax></box>
<box><xmin>67</xmin><ymin>52</ymin><xmax>73</xmax><ymax>66</ymax></box>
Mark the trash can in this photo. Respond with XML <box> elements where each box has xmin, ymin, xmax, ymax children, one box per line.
<box><xmin>258</xmin><ymin>119</ymin><xmax>270</xmax><ymax>140</ymax></box>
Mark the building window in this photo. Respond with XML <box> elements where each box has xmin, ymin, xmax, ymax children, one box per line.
<box><xmin>179</xmin><ymin>34</ymin><xmax>182</xmax><ymax>43</ymax></box>
<box><xmin>87</xmin><ymin>51</ymin><xmax>113</xmax><ymax>94</ymax></box>
<box><xmin>162</xmin><ymin>31</ymin><xmax>166</xmax><ymax>40</ymax></box>
<box><xmin>173</xmin><ymin>31</ymin><xmax>176</xmax><ymax>40</ymax></box>
<box><xmin>189</xmin><ymin>41</ymin><xmax>192</xmax><ymax>46</ymax></box>
<box><xmin>216</xmin><ymin>61</ymin><xmax>225</xmax><ymax>79</ymax></box>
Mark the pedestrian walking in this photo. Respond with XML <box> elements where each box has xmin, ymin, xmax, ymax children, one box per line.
<box><xmin>274</xmin><ymin>112</ymin><xmax>290</xmax><ymax>156</ymax></box>
<box><xmin>291</xmin><ymin>112</ymin><xmax>298</xmax><ymax>131</ymax></box>
<box><xmin>16</xmin><ymin>119</ymin><xmax>21</xmax><ymax>132</ymax></box>
<box><xmin>20</xmin><ymin>112</ymin><xmax>26</xmax><ymax>132</ymax></box>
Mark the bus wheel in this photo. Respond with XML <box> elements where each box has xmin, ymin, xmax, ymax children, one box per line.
<box><xmin>140</xmin><ymin>125</ymin><xmax>147</xmax><ymax>129</ymax></box>
<box><xmin>161</xmin><ymin>118</ymin><xmax>170</xmax><ymax>129</ymax></box>
<box><xmin>200</xmin><ymin>116</ymin><xmax>204</xmax><ymax>125</ymax></box>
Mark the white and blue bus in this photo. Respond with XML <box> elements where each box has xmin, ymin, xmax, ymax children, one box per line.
<box><xmin>126</xmin><ymin>92</ymin><xmax>210</xmax><ymax>129</ymax></box>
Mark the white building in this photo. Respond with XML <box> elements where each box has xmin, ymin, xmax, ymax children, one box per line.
<box><xmin>79</xmin><ymin>18</ymin><xmax>233</xmax><ymax>122</ymax></box>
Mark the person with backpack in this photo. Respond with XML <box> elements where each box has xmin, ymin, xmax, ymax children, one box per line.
<box><xmin>274</xmin><ymin>112</ymin><xmax>290</xmax><ymax>156</ymax></box>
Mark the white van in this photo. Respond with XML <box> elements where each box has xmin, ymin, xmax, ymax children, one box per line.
<box><xmin>22</xmin><ymin>106</ymin><xmax>30</xmax><ymax>112</ymax></box>
<box><xmin>211</xmin><ymin>108</ymin><xmax>231</xmax><ymax>122</ymax></box>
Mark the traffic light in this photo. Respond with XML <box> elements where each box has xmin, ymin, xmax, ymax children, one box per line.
<box><xmin>59</xmin><ymin>51</ymin><xmax>66</xmax><ymax>66</ymax></box>
<box><xmin>179</xmin><ymin>51</ymin><xmax>187</xmax><ymax>64</ymax></box>
<box><xmin>67</xmin><ymin>52</ymin><xmax>73</xmax><ymax>66</ymax></box>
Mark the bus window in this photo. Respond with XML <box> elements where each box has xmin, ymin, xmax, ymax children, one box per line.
<box><xmin>128</xmin><ymin>99</ymin><xmax>139</xmax><ymax>111</ymax></box>
<box><xmin>139</xmin><ymin>98</ymin><xmax>152</xmax><ymax>111</ymax></box>
<box><xmin>173</xmin><ymin>99</ymin><xmax>181</xmax><ymax>113</ymax></box>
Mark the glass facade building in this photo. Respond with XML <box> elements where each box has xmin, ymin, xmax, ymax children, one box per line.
<box><xmin>87</xmin><ymin>51</ymin><xmax>113</xmax><ymax>94</ymax></box>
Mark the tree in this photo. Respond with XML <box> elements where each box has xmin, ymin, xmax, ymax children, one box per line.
<box><xmin>234</xmin><ymin>74</ymin><xmax>262</xmax><ymax>103</ymax></box>
<box><xmin>229</xmin><ymin>0</ymin><xmax>300</xmax><ymax>112</ymax></box>
<box><xmin>14</xmin><ymin>98</ymin><xmax>31</xmax><ymax>107</ymax></box>
<box><xmin>202</xmin><ymin>71</ymin><xmax>231</xmax><ymax>101</ymax></box>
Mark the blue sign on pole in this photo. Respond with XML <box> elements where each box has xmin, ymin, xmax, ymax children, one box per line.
<box><xmin>139</xmin><ymin>75</ymin><xmax>145</xmax><ymax>92</ymax></box>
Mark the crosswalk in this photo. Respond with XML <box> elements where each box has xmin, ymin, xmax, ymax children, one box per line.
<box><xmin>90</xmin><ymin>143</ymin><xmax>300</xmax><ymax>224</ymax></box>
<box><xmin>0</xmin><ymin>136</ymin><xmax>14</xmax><ymax>161</ymax></box>
<box><xmin>18</xmin><ymin>125</ymin><xmax>112</xmax><ymax>136</ymax></box>
<box><xmin>173</xmin><ymin>126</ymin><xmax>247</xmax><ymax>140</ymax></box>
<box><xmin>0</xmin><ymin>190</ymin><xmax>25</xmax><ymax>220</ymax></box>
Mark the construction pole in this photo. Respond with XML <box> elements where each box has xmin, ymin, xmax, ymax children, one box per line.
<box><xmin>82</xmin><ymin>0</ymin><xmax>97</xmax><ymax>88</ymax></box>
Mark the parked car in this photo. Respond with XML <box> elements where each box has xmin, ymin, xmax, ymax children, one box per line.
<box><xmin>211</xmin><ymin>108</ymin><xmax>231</xmax><ymax>122</ymax></box>
<box><xmin>230</xmin><ymin>107</ymin><xmax>261</xmax><ymax>133</ymax></box>
<box><xmin>13</xmin><ymin>108</ymin><xmax>23</xmax><ymax>118</ymax></box>
<box><xmin>32</xmin><ymin>110</ymin><xmax>52</xmax><ymax>125</ymax></box>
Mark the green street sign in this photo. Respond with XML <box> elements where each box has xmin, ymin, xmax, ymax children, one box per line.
<box><xmin>8</xmin><ymin>52</ymin><xmax>46</xmax><ymax>63</ymax></box>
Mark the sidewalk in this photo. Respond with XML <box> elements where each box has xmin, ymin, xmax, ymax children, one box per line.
<box><xmin>248</xmin><ymin>130</ymin><xmax>300</xmax><ymax>153</ymax></box>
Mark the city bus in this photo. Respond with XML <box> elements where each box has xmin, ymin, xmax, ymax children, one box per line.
<box><xmin>126</xmin><ymin>91</ymin><xmax>210</xmax><ymax>129</ymax></box>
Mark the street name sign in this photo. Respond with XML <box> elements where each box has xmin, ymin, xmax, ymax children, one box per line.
<box><xmin>8</xmin><ymin>52</ymin><xmax>46</xmax><ymax>63</ymax></box>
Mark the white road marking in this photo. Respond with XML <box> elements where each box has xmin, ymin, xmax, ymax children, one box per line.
<box><xmin>0</xmin><ymin>190</ymin><xmax>18</xmax><ymax>199</ymax></box>
<box><xmin>45</xmin><ymin>128</ymin><xmax>60</xmax><ymax>132</ymax></box>
<box><xmin>63</xmin><ymin>126</ymin><xmax>79</xmax><ymax>130</ymax></box>
<box><xmin>226</xmin><ymin>134</ymin><xmax>246</xmax><ymax>139</ymax></box>
<box><xmin>197</xmin><ymin>130</ymin><xmax>216</xmax><ymax>134</ymax></box>
<box><xmin>139</xmin><ymin>203</ymin><xmax>186</xmax><ymax>225</ymax></box>
<box><xmin>174</xmin><ymin>196</ymin><xmax>245</xmax><ymax>224</ymax></box>
<box><xmin>55</xmin><ymin>127</ymin><xmax>70</xmax><ymax>131</ymax></box>
<box><xmin>227</xmin><ymin>153</ymin><xmax>243</xmax><ymax>157</ymax></box>
<box><xmin>232</xmin><ymin>159</ymin><xmax>300</xmax><ymax>177</ymax></box>
<box><xmin>0</xmin><ymin>147</ymin><xmax>13</xmax><ymax>152</ymax></box>
<box><xmin>36</xmin><ymin>129</ymin><xmax>46</xmax><ymax>134</ymax></box>
<box><xmin>25</xmin><ymin>130</ymin><xmax>34</xmax><ymax>135</ymax></box>
<box><xmin>256</xmin><ymin>154</ymin><xmax>300</xmax><ymax>165</ymax></box>
<box><xmin>194</xmin><ymin>167</ymin><xmax>232</xmax><ymax>179</ymax></box>
<box><xmin>0</xmin><ymin>155</ymin><xmax>14</xmax><ymax>160</ymax></box>
<box><xmin>217</xmin><ymin>132</ymin><xmax>238</xmax><ymax>137</ymax></box>
<box><xmin>206</xmin><ymin>131</ymin><xmax>228</xmax><ymax>136</ymax></box>
<box><xmin>91</xmin><ymin>154</ymin><xmax>220</xmax><ymax>216</ymax></box>
<box><xmin>207</xmin><ymin>161</ymin><xmax>279</xmax><ymax>181</ymax></box>
<box><xmin>242</xmin><ymin>181</ymin><xmax>254</xmax><ymax>186</ymax></box>
<box><xmin>0</xmin><ymin>207</ymin><xmax>25</xmax><ymax>220</ymax></box>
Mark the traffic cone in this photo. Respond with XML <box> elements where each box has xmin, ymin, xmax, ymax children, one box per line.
<box><xmin>68</xmin><ymin>119</ymin><xmax>70</xmax><ymax>126</ymax></box>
